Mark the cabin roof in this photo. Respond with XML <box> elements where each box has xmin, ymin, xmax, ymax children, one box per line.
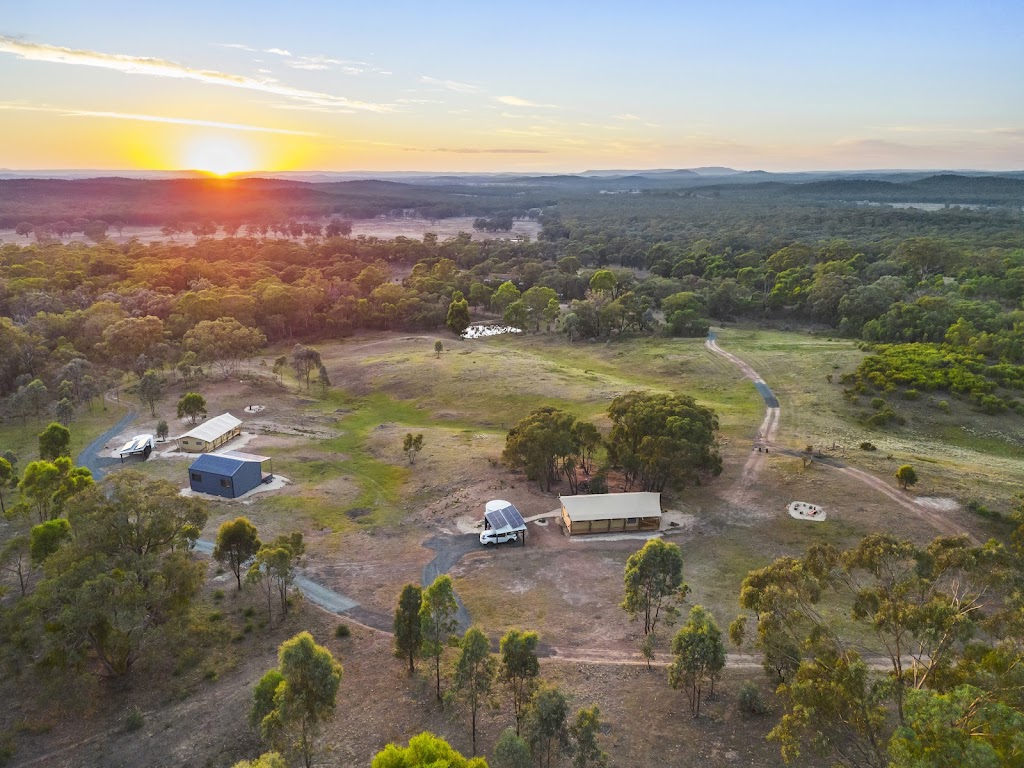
<box><xmin>179</xmin><ymin>413</ymin><xmax>242</xmax><ymax>443</ymax></box>
<box><xmin>559</xmin><ymin>492</ymin><xmax>662</xmax><ymax>522</ymax></box>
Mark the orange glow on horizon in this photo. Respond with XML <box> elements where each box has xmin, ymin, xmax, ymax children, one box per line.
<box><xmin>181</xmin><ymin>135</ymin><xmax>258</xmax><ymax>176</ymax></box>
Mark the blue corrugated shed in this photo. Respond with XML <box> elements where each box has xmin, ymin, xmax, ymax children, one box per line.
<box><xmin>190</xmin><ymin>454</ymin><xmax>249</xmax><ymax>476</ymax></box>
<box><xmin>188</xmin><ymin>453</ymin><xmax>264</xmax><ymax>499</ymax></box>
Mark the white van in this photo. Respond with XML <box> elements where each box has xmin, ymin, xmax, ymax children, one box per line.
<box><xmin>479</xmin><ymin>529</ymin><xmax>520</xmax><ymax>545</ymax></box>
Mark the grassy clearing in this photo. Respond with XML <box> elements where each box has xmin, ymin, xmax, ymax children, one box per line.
<box><xmin>351</xmin><ymin>333</ymin><xmax>763</xmax><ymax>437</ymax></box>
<box><xmin>0</xmin><ymin>399</ymin><xmax>128</xmax><ymax>467</ymax></box>
<box><xmin>279</xmin><ymin>390</ymin><xmax>492</xmax><ymax>530</ymax></box>
<box><xmin>717</xmin><ymin>327</ymin><xmax>1024</xmax><ymax>498</ymax></box>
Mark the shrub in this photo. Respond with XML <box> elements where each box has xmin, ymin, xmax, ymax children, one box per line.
<box><xmin>866</xmin><ymin>408</ymin><xmax>905</xmax><ymax>428</ymax></box>
<box><xmin>212</xmin><ymin>589</ymin><xmax>225</xmax><ymax>601</ymax></box>
<box><xmin>859</xmin><ymin>441</ymin><xmax>877</xmax><ymax>451</ymax></box>
<box><xmin>125</xmin><ymin>707</ymin><xmax>144</xmax><ymax>733</ymax></box>
<box><xmin>737</xmin><ymin>682</ymin><xmax>771</xmax><ymax>715</ymax></box>
<box><xmin>903</xmin><ymin>389</ymin><xmax>919</xmax><ymax>400</ymax></box>
<box><xmin>936</xmin><ymin>399</ymin><xmax>951</xmax><ymax>412</ymax></box>
<box><xmin>870</xmin><ymin>397</ymin><xmax>886</xmax><ymax>410</ymax></box>
<box><xmin>335</xmin><ymin>623</ymin><xmax>351</xmax><ymax>639</ymax></box>
<box><xmin>976</xmin><ymin>394</ymin><xmax>1007</xmax><ymax>414</ymax></box>
<box><xmin>966</xmin><ymin>500</ymin><xmax>1003</xmax><ymax>520</ymax></box>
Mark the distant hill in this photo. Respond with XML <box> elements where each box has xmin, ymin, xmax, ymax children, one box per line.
<box><xmin>0</xmin><ymin>177</ymin><xmax>557</xmax><ymax>228</ymax></box>
<box><xmin>2</xmin><ymin>171</ymin><xmax>1022</xmax><ymax>229</ymax></box>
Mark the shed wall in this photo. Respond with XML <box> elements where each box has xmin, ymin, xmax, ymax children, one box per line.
<box><xmin>562</xmin><ymin>503</ymin><xmax>660</xmax><ymax>535</ymax></box>
<box><xmin>190</xmin><ymin>471</ymin><xmax>234</xmax><ymax>498</ymax></box>
<box><xmin>232</xmin><ymin>463</ymin><xmax>262</xmax><ymax>497</ymax></box>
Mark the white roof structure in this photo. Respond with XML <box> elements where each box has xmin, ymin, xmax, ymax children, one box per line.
<box><xmin>119</xmin><ymin>434</ymin><xmax>154</xmax><ymax>455</ymax></box>
<box><xmin>220</xmin><ymin>451</ymin><xmax>270</xmax><ymax>463</ymax></box>
<box><xmin>484</xmin><ymin>500</ymin><xmax>526</xmax><ymax>532</ymax></box>
<box><xmin>560</xmin><ymin>492</ymin><xmax>662</xmax><ymax>522</ymax></box>
<box><xmin>179</xmin><ymin>413</ymin><xmax>242</xmax><ymax>443</ymax></box>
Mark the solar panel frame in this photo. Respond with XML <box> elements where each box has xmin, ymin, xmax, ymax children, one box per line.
<box><xmin>484</xmin><ymin>502</ymin><xmax>525</xmax><ymax>531</ymax></box>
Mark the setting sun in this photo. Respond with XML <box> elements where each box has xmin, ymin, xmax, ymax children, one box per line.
<box><xmin>182</xmin><ymin>135</ymin><xmax>256</xmax><ymax>176</ymax></box>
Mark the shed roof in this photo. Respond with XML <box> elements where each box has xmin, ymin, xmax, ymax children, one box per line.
<box><xmin>220</xmin><ymin>451</ymin><xmax>270</xmax><ymax>463</ymax></box>
<box><xmin>559</xmin><ymin>492</ymin><xmax>662</xmax><ymax>522</ymax></box>
<box><xmin>484</xmin><ymin>500</ymin><xmax>526</xmax><ymax>532</ymax></box>
<box><xmin>189</xmin><ymin>452</ymin><xmax>255</xmax><ymax>477</ymax></box>
<box><xmin>179</xmin><ymin>413</ymin><xmax>242</xmax><ymax>443</ymax></box>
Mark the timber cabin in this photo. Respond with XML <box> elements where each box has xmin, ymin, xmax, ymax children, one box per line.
<box><xmin>175</xmin><ymin>412</ymin><xmax>242</xmax><ymax>453</ymax></box>
<box><xmin>559</xmin><ymin>492</ymin><xmax>662</xmax><ymax>535</ymax></box>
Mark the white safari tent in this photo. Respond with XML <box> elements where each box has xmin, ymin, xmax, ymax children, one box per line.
<box><xmin>559</xmin><ymin>492</ymin><xmax>662</xmax><ymax>535</ymax></box>
<box><xmin>175</xmin><ymin>413</ymin><xmax>242</xmax><ymax>453</ymax></box>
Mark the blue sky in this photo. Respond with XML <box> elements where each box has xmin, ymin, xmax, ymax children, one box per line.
<box><xmin>1</xmin><ymin>0</ymin><xmax>1021</xmax><ymax>171</ymax></box>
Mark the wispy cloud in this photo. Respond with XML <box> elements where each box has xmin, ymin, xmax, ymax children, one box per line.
<box><xmin>418</xmin><ymin>75</ymin><xmax>479</xmax><ymax>93</ymax></box>
<box><xmin>286</xmin><ymin>55</ymin><xmax>370</xmax><ymax>75</ymax></box>
<box><xmin>218</xmin><ymin>43</ymin><xmax>290</xmax><ymax>57</ymax></box>
<box><xmin>496</xmin><ymin>95</ymin><xmax>557</xmax><ymax>108</ymax></box>
<box><xmin>406</xmin><ymin>146</ymin><xmax>549</xmax><ymax>154</ymax></box>
<box><xmin>614</xmin><ymin>113</ymin><xmax>641</xmax><ymax>121</ymax></box>
<box><xmin>0</xmin><ymin>36</ymin><xmax>392</xmax><ymax>112</ymax></box>
<box><xmin>0</xmin><ymin>102</ymin><xmax>318</xmax><ymax>135</ymax></box>
<box><xmin>876</xmin><ymin>124</ymin><xmax>1024</xmax><ymax>139</ymax></box>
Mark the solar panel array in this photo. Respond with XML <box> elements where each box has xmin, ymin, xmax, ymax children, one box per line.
<box><xmin>484</xmin><ymin>503</ymin><xmax>526</xmax><ymax>531</ymax></box>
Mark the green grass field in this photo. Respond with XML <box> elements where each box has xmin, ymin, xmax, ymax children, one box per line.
<box><xmin>0</xmin><ymin>399</ymin><xmax>129</xmax><ymax>469</ymax></box>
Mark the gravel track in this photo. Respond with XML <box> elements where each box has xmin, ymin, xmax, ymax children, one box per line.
<box><xmin>705</xmin><ymin>330</ymin><xmax>969</xmax><ymax>539</ymax></box>
<box><xmin>75</xmin><ymin>402</ymin><xmax>138</xmax><ymax>480</ymax></box>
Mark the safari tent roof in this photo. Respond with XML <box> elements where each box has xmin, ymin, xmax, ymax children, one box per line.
<box><xmin>179</xmin><ymin>413</ymin><xmax>241</xmax><ymax>443</ymax></box>
<box><xmin>484</xmin><ymin>500</ymin><xmax>526</xmax><ymax>532</ymax></box>
<box><xmin>559</xmin><ymin>492</ymin><xmax>662</xmax><ymax>522</ymax></box>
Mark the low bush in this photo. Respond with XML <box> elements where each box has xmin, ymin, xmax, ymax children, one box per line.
<box><xmin>125</xmin><ymin>707</ymin><xmax>144</xmax><ymax>733</ymax></box>
<box><xmin>966</xmin><ymin>500</ymin><xmax>1003</xmax><ymax>521</ymax></box>
<box><xmin>737</xmin><ymin>682</ymin><xmax>771</xmax><ymax>715</ymax></box>
<box><xmin>335</xmin><ymin>623</ymin><xmax>351</xmax><ymax>639</ymax></box>
<box><xmin>859</xmin><ymin>441</ymin><xmax>877</xmax><ymax>451</ymax></box>
<box><xmin>865</xmin><ymin>407</ymin><xmax>906</xmax><ymax>428</ymax></box>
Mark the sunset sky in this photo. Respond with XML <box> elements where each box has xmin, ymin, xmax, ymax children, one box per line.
<box><xmin>2</xmin><ymin>0</ymin><xmax>1022</xmax><ymax>173</ymax></box>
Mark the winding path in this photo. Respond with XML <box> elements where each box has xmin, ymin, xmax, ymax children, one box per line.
<box><xmin>705</xmin><ymin>332</ymin><xmax>781</xmax><ymax>507</ymax></box>
<box><xmin>76</xmin><ymin>400</ymin><xmax>138</xmax><ymax>481</ymax></box>
<box><xmin>705</xmin><ymin>330</ymin><xmax>966</xmax><ymax>538</ymax></box>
